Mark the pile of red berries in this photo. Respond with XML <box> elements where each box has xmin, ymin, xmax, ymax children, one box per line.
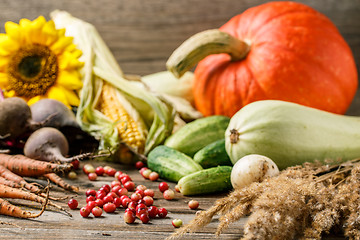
<box><xmin>68</xmin><ymin>161</ymin><xmax>200</xmax><ymax>227</ymax></box>
<box><xmin>68</xmin><ymin>167</ymin><xmax>169</xmax><ymax>224</ymax></box>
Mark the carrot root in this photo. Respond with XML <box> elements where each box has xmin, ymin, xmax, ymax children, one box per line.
<box><xmin>44</xmin><ymin>173</ymin><xmax>79</xmax><ymax>192</ymax></box>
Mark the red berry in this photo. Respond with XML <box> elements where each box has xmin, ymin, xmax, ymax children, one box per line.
<box><xmin>86</xmin><ymin>189</ymin><xmax>96</xmax><ymax>197</ymax></box>
<box><xmin>91</xmin><ymin>206</ymin><xmax>103</xmax><ymax>217</ymax></box>
<box><xmin>188</xmin><ymin>200</ymin><xmax>199</xmax><ymax>210</ymax></box>
<box><xmin>148</xmin><ymin>205</ymin><xmax>158</xmax><ymax>218</ymax></box>
<box><xmin>111</xmin><ymin>185</ymin><xmax>122</xmax><ymax>195</ymax></box>
<box><xmin>103</xmin><ymin>202</ymin><xmax>116</xmax><ymax>213</ymax></box>
<box><xmin>101</xmin><ymin>184</ymin><xmax>111</xmax><ymax>193</ymax></box>
<box><xmin>143</xmin><ymin>196</ymin><xmax>154</xmax><ymax>206</ymax></box>
<box><xmin>71</xmin><ymin>159</ymin><xmax>80</xmax><ymax>170</ymax></box>
<box><xmin>137</xmin><ymin>199</ymin><xmax>146</xmax><ymax>206</ymax></box>
<box><xmin>125</xmin><ymin>207</ymin><xmax>136</xmax><ymax>214</ymax></box>
<box><xmin>103</xmin><ymin>195</ymin><xmax>114</xmax><ymax>204</ymax></box>
<box><xmin>95</xmin><ymin>199</ymin><xmax>104</xmax><ymax>208</ymax></box>
<box><xmin>95</xmin><ymin>166</ymin><xmax>105</xmax><ymax>176</ymax></box>
<box><xmin>141</xmin><ymin>169</ymin><xmax>152</xmax><ymax>179</ymax></box>
<box><xmin>163</xmin><ymin>189</ymin><xmax>175</xmax><ymax>200</ymax></box>
<box><xmin>67</xmin><ymin>199</ymin><xmax>78</xmax><ymax>210</ymax></box>
<box><xmin>114</xmin><ymin>170</ymin><xmax>123</xmax><ymax>179</ymax></box>
<box><xmin>124</xmin><ymin>181</ymin><xmax>135</xmax><ymax>191</ymax></box>
<box><xmin>80</xmin><ymin>206</ymin><xmax>91</xmax><ymax>218</ymax></box>
<box><xmin>135</xmin><ymin>203</ymin><xmax>147</xmax><ymax>212</ymax></box>
<box><xmin>136</xmin><ymin>185</ymin><xmax>147</xmax><ymax>191</ymax></box>
<box><xmin>139</xmin><ymin>167</ymin><xmax>149</xmax><ymax>175</ymax></box>
<box><xmin>144</xmin><ymin>189</ymin><xmax>155</xmax><ymax>198</ymax></box>
<box><xmin>86</xmin><ymin>201</ymin><xmax>97</xmax><ymax>211</ymax></box>
<box><xmin>131</xmin><ymin>192</ymin><xmax>142</xmax><ymax>202</ymax></box>
<box><xmin>135</xmin><ymin>189</ymin><xmax>144</xmax><ymax>198</ymax></box>
<box><xmin>117</xmin><ymin>187</ymin><xmax>128</xmax><ymax>196</ymax></box>
<box><xmin>106</xmin><ymin>167</ymin><xmax>117</xmax><ymax>177</ymax></box>
<box><xmin>149</xmin><ymin>172</ymin><xmax>159</xmax><ymax>181</ymax></box>
<box><xmin>127</xmin><ymin>201</ymin><xmax>137</xmax><ymax>210</ymax></box>
<box><xmin>121</xmin><ymin>198</ymin><xmax>132</xmax><ymax>208</ymax></box>
<box><xmin>117</xmin><ymin>173</ymin><xmax>128</xmax><ymax>181</ymax></box>
<box><xmin>113</xmin><ymin>197</ymin><xmax>122</xmax><ymax>208</ymax></box>
<box><xmin>111</xmin><ymin>180</ymin><xmax>121</xmax><ymax>188</ymax></box>
<box><xmin>96</xmin><ymin>190</ymin><xmax>106</xmax><ymax>200</ymax></box>
<box><xmin>147</xmin><ymin>205</ymin><xmax>158</xmax><ymax>218</ymax></box>
<box><xmin>124</xmin><ymin>211</ymin><xmax>136</xmax><ymax>224</ymax></box>
<box><xmin>172</xmin><ymin>219</ymin><xmax>183</xmax><ymax>228</ymax></box>
<box><xmin>158</xmin><ymin>182</ymin><xmax>169</xmax><ymax>192</ymax></box>
<box><xmin>86</xmin><ymin>195</ymin><xmax>96</xmax><ymax>203</ymax></box>
<box><xmin>135</xmin><ymin>161</ymin><xmax>145</xmax><ymax>170</ymax></box>
<box><xmin>136</xmin><ymin>208</ymin><xmax>148</xmax><ymax>218</ymax></box>
<box><xmin>120</xmin><ymin>195</ymin><xmax>130</xmax><ymax>201</ymax></box>
<box><xmin>121</xmin><ymin>175</ymin><xmax>132</xmax><ymax>184</ymax></box>
<box><xmin>174</xmin><ymin>185</ymin><xmax>180</xmax><ymax>192</ymax></box>
<box><xmin>139</xmin><ymin>213</ymin><xmax>150</xmax><ymax>224</ymax></box>
<box><xmin>83</xmin><ymin>164</ymin><xmax>95</xmax><ymax>174</ymax></box>
<box><xmin>107</xmin><ymin>191</ymin><xmax>118</xmax><ymax>199</ymax></box>
<box><xmin>157</xmin><ymin>207</ymin><xmax>168</xmax><ymax>218</ymax></box>
<box><xmin>88</xmin><ymin>172</ymin><xmax>97</xmax><ymax>181</ymax></box>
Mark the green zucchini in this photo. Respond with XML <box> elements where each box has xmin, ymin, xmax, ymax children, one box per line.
<box><xmin>164</xmin><ymin>115</ymin><xmax>230</xmax><ymax>157</ymax></box>
<box><xmin>225</xmin><ymin>100</ymin><xmax>360</xmax><ymax>169</ymax></box>
<box><xmin>177</xmin><ymin>166</ymin><xmax>232</xmax><ymax>196</ymax></box>
<box><xmin>193</xmin><ymin>139</ymin><xmax>232</xmax><ymax>168</ymax></box>
<box><xmin>147</xmin><ymin>145</ymin><xmax>203</xmax><ymax>182</ymax></box>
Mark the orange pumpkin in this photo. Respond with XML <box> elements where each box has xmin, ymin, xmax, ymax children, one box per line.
<box><xmin>167</xmin><ymin>1</ymin><xmax>358</xmax><ymax>117</ymax></box>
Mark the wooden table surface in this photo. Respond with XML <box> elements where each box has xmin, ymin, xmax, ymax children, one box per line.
<box><xmin>0</xmin><ymin>160</ymin><xmax>348</xmax><ymax>240</ymax></box>
<box><xmin>0</xmin><ymin>160</ymin><xmax>245</xmax><ymax>240</ymax></box>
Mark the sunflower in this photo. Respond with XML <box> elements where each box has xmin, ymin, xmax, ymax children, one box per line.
<box><xmin>0</xmin><ymin>16</ymin><xmax>83</xmax><ymax>107</ymax></box>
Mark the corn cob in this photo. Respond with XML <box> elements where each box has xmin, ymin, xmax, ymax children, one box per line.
<box><xmin>97</xmin><ymin>82</ymin><xmax>147</xmax><ymax>162</ymax></box>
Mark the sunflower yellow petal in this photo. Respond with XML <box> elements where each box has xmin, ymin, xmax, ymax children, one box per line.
<box><xmin>27</xmin><ymin>95</ymin><xmax>42</xmax><ymax>106</ymax></box>
<box><xmin>58</xmin><ymin>51</ymin><xmax>84</xmax><ymax>70</ymax></box>
<box><xmin>4</xmin><ymin>21</ymin><xmax>21</xmax><ymax>42</ymax></box>
<box><xmin>50</xmin><ymin>36</ymin><xmax>73</xmax><ymax>55</ymax></box>
<box><xmin>0</xmin><ymin>34</ymin><xmax>19</xmax><ymax>56</ymax></box>
<box><xmin>0</xmin><ymin>56</ymin><xmax>8</xmax><ymax>70</ymax></box>
<box><xmin>4</xmin><ymin>89</ymin><xmax>16</xmax><ymax>98</ymax></box>
<box><xmin>62</xmin><ymin>87</ymin><xmax>80</xmax><ymax>106</ymax></box>
<box><xmin>46</xmin><ymin>86</ymin><xmax>70</xmax><ymax>107</ymax></box>
<box><xmin>19</xmin><ymin>18</ymin><xmax>31</xmax><ymax>28</ymax></box>
<box><xmin>31</xmin><ymin>16</ymin><xmax>46</xmax><ymax>29</ymax></box>
<box><xmin>57</xmin><ymin>70</ymin><xmax>83</xmax><ymax>90</ymax></box>
<box><xmin>42</xmin><ymin>20</ymin><xmax>58</xmax><ymax>46</ymax></box>
<box><xmin>0</xmin><ymin>72</ymin><xmax>9</xmax><ymax>88</ymax></box>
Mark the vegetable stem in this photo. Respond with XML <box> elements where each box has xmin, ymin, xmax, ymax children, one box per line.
<box><xmin>166</xmin><ymin>29</ymin><xmax>250</xmax><ymax>78</ymax></box>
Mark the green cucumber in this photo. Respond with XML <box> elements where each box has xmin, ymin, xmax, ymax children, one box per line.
<box><xmin>193</xmin><ymin>139</ymin><xmax>232</xmax><ymax>168</ymax></box>
<box><xmin>164</xmin><ymin>115</ymin><xmax>230</xmax><ymax>157</ymax></box>
<box><xmin>147</xmin><ymin>145</ymin><xmax>203</xmax><ymax>182</ymax></box>
<box><xmin>177</xmin><ymin>166</ymin><xmax>233</xmax><ymax>196</ymax></box>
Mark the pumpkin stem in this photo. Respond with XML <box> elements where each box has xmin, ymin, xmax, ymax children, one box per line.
<box><xmin>230</xmin><ymin>129</ymin><xmax>240</xmax><ymax>144</ymax></box>
<box><xmin>166</xmin><ymin>29</ymin><xmax>250</xmax><ymax>78</ymax></box>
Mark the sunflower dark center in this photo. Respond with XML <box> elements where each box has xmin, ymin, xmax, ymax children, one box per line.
<box><xmin>7</xmin><ymin>44</ymin><xmax>58</xmax><ymax>98</ymax></box>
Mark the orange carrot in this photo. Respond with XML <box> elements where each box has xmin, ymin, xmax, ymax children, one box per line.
<box><xmin>0</xmin><ymin>184</ymin><xmax>71</xmax><ymax>217</ymax></box>
<box><xmin>0</xmin><ymin>165</ymin><xmax>41</xmax><ymax>193</ymax></box>
<box><xmin>0</xmin><ymin>186</ymin><xmax>49</xmax><ymax>218</ymax></box>
<box><xmin>0</xmin><ymin>176</ymin><xmax>21</xmax><ymax>189</ymax></box>
<box><xmin>44</xmin><ymin>173</ymin><xmax>79</xmax><ymax>192</ymax></box>
<box><xmin>0</xmin><ymin>154</ymin><xmax>72</xmax><ymax>177</ymax></box>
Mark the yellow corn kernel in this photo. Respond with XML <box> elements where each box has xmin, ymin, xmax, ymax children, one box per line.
<box><xmin>98</xmin><ymin>82</ymin><xmax>146</xmax><ymax>155</ymax></box>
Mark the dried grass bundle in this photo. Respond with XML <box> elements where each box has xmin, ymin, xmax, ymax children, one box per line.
<box><xmin>167</xmin><ymin>159</ymin><xmax>360</xmax><ymax>240</ymax></box>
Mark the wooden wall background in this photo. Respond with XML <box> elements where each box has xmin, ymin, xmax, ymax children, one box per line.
<box><xmin>1</xmin><ymin>0</ymin><xmax>360</xmax><ymax>114</ymax></box>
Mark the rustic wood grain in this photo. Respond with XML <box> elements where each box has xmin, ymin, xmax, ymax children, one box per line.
<box><xmin>0</xmin><ymin>160</ymin><xmax>347</xmax><ymax>240</ymax></box>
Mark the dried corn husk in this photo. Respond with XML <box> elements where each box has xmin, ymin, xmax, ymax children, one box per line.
<box><xmin>51</xmin><ymin>10</ymin><xmax>175</xmax><ymax>159</ymax></box>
